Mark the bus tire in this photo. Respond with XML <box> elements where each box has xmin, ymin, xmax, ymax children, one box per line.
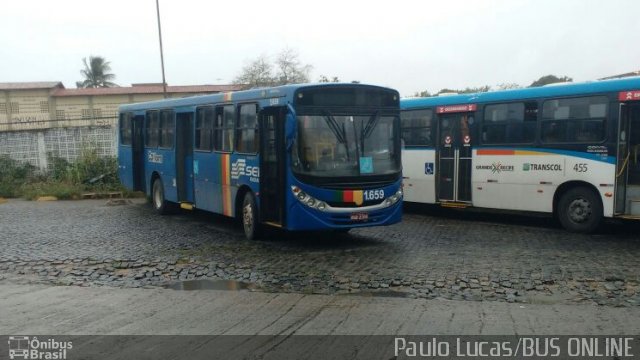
<box><xmin>242</xmin><ymin>192</ymin><xmax>262</xmax><ymax>240</ymax></box>
<box><xmin>152</xmin><ymin>177</ymin><xmax>172</xmax><ymax>215</ymax></box>
<box><xmin>557</xmin><ymin>186</ymin><xmax>602</xmax><ymax>233</ymax></box>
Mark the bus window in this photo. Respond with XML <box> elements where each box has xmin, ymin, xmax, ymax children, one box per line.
<box><xmin>145</xmin><ymin>111</ymin><xmax>160</xmax><ymax>148</ymax></box>
<box><xmin>119</xmin><ymin>113</ymin><xmax>132</xmax><ymax>145</ymax></box>
<box><xmin>482</xmin><ymin>102</ymin><xmax>536</xmax><ymax>144</ymax></box>
<box><xmin>195</xmin><ymin>107</ymin><xmax>214</xmax><ymax>151</ymax></box>
<box><xmin>400</xmin><ymin>109</ymin><xmax>433</xmax><ymax>146</ymax></box>
<box><xmin>236</xmin><ymin>104</ymin><xmax>259</xmax><ymax>154</ymax></box>
<box><xmin>159</xmin><ymin>110</ymin><xmax>174</xmax><ymax>149</ymax></box>
<box><xmin>295</xmin><ymin>115</ymin><xmax>337</xmax><ymax>171</ymax></box>
<box><xmin>214</xmin><ymin>105</ymin><xmax>234</xmax><ymax>152</ymax></box>
<box><xmin>541</xmin><ymin>96</ymin><xmax>607</xmax><ymax>143</ymax></box>
<box><xmin>294</xmin><ymin>114</ymin><xmax>400</xmax><ymax>176</ymax></box>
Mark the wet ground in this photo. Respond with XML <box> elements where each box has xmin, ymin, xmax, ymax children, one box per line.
<box><xmin>1</xmin><ymin>198</ymin><xmax>639</xmax><ymax>306</ymax></box>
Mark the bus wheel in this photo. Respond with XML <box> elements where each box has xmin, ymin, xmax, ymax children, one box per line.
<box><xmin>152</xmin><ymin>177</ymin><xmax>171</xmax><ymax>215</ymax></box>
<box><xmin>242</xmin><ymin>192</ymin><xmax>262</xmax><ymax>240</ymax></box>
<box><xmin>557</xmin><ymin>187</ymin><xmax>602</xmax><ymax>233</ymax></box>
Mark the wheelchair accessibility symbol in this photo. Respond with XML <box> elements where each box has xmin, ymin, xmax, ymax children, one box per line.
<box><xmin>425</xmin><ymin>162</ymin><xmax>434</xmax><ymax>175</ymax></box>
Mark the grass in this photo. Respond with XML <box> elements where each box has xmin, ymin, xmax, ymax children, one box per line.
<box><xmin>0</xmin><ymin>148</ymin><xmax>128</xmax><ymax>201</ymax></box>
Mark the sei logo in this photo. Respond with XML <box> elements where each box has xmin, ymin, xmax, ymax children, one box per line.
<box><xmin>245</xmin><ymin>165</ymin><xmax>259</xmax><ymax>177</ymax></box>
<box><xmin>231</xmin><ymin>159</ymin><xmax>260</xmax><ymax>182</ymax></box>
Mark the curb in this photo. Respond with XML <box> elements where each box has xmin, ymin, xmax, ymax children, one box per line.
<box><xmin>36</xmin><ymin>196</ymin><xmax>59</xmax><ymax>201</ymax></box>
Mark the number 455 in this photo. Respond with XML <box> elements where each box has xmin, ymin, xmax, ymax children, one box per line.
<box><xmin>573</xmin><ymin>163</ymin><xmax>588</xmax><ymax>172</ymax></box>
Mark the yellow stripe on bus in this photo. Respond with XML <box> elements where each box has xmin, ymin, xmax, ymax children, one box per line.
<box><xmin>353</xmin><ymin>190</ymin><xmax>363</xmax><ymax>206</ymax></box>
<box><xmin>221</xmin><ymin>154</ymin><xmax>233</xmax><ymax>217</ymax></box>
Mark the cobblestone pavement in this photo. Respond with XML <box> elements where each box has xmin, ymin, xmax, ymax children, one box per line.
<box><xmin>1</xmin><ymin>199</ymin><xmax>639</xmax><ymax>307</ymax></box>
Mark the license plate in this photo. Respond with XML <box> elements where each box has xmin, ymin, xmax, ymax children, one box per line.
<box><xmin>350</xmin><ymin>212</ymin><xmax>368</xmax><ymax>221</ymax></box>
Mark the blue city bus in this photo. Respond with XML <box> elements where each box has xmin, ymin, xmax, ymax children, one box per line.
<box><xmin>400</xmin><ymin>77</ymin><xmax>640</xmax><ymax>233</ymax></box>
<box><xmin>118</xmin><ymin>83</ymin><xmax>403</xmax><ymax>239</ymax></box>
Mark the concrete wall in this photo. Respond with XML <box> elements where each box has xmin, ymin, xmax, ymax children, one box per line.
<box><xmin>0</xmin><ymin>90</ymin><xmax>172</xmax><ymax>132</ymax></box>
<box><xmin>0</xmin><ymin>126</ymin><xmax>117</xmax><ymax>171</ymax></box>
<box><xmin>0</xmin><ymin>85</ymin><xmax>229</xmax><ymax>170</ymax></box>
<box><xmin>0</xmin><ymin>89</ymin><xmax>52</xmax><ymax>132</ymax></box>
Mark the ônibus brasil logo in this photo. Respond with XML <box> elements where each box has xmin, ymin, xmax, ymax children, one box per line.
<box><xmin>8</xmin><ymin>336</ymin><xmax>72</xmax><ymax>360</ymax></box>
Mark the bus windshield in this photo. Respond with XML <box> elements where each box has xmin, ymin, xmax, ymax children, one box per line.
<box><xmin>292</xmin><ymin>112</ymin><xmax>400</xmax><ymax>178</ymax></box>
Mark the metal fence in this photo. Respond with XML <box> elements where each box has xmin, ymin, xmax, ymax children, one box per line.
<box><xmin>0</xmin><ymin>124</ymin><xmax>117</xmax><ymax>171</ymax></box>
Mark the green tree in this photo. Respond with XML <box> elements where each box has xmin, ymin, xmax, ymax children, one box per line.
<box><xmin>529</xmin><ymin>75</ymin><xmax>572</xmax><ymax>87</ymax></box>
<box><xmin>76</xmin><ymin>56</ymin><xmax>117</xmax><ymax>88</ymax></box>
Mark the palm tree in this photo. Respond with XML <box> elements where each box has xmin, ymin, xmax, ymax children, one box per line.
<box><xmin>76</xmin><ymin>56</ymin><xmax>117</xmax><ymax>88</ymax></box>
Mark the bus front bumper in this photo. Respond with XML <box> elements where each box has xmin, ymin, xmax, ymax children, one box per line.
<box><xmin>285</xmin><ymin>200</ymin><xmax>402</xmax><ymax>231</ymax></box>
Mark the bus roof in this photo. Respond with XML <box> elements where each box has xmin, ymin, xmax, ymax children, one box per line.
<box><xmin>118</xmin><ymin>83</ymin><xmax>396</xmax><ymax>112</ymax></box>
<box><xmin>401</xmin><ymin>76</ymin><xmax>640</xmax><ymax>109</ymax></box>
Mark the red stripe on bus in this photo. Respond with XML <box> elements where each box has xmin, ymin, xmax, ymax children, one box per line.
<box><xmin>343</xmin><ymin>191</ymin><xmax>354</xmax><ymax>203</ymax></box>
<box><xmin>476</xmin><ymin>149</ymin><xmax>515</xmax><ymax>156</ymax></box>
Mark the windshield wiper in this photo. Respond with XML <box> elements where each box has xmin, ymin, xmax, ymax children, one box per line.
<box><xmin>362</xmin><ymin>111</ymin><xmax>381</xmax><ymax>139</ymax></box>
<box><xmin>322</xmin><ymin>110</ymin><xmax>347</xmax><ymax>144</ymax></box>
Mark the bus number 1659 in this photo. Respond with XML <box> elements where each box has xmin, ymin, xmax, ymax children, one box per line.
<box><xmin>364</xmin><ymin>189</ymin><xmax>384</xmax><ymax>201</ymax></box>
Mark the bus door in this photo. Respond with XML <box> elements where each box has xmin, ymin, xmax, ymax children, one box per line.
<box><xmin>437</xmin><ymin>106</ymin><xmax>475</xmax><ymax>203</ymax></box>
<box><xmin>627</xmin><ymin>103</ymin><xmax>640</xmax><ymax>186</ymax></box>
<box><xmin>132</xmin><ymin>114</ymin><xmax>146</xmax><ymax>192</ymax></box>
<box><xmin>259</xmin><ymin>107</ymin><xmax>286</xmax><ymax>225</ymax></box>
<box><xmin>616</xmin><ymin>92</ymin><xmax>640</xmax><ymax>214</ymax></box>
<box><xmin>176</xmin><ymin>112</ymin><xmax>194</xmax><ymax>203</ymax></box>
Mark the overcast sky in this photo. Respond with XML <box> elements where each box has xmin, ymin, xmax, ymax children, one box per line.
<box><xmin>3</xmin><ymin>0</ymin><xmax>639</xmax><ymax>96</ymax></box>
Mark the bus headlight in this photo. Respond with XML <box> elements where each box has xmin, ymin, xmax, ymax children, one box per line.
<box><xmin>291</xmin><ymin>186</ymin><xmax>328</xmax><ymax>211</ymax></box>
<box><xmin>386</xmin><ymin>189</ymin><xmax>403</xmax><ymax>206</ymax></box>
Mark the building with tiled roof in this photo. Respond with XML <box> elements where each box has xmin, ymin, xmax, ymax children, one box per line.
<box><xmin>0</xmin><ymin>82</ymin><xmax>244</xmax><ymax>132</ymax></box>
<box><xmin>0</xmin><ymin>82</ymin><xmax>64</xmax><ymax>91</ymax></box>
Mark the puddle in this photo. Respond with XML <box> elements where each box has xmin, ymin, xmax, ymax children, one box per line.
<box><xmin>165</xmin><ymin>279</ymin><xmax>258</xmax><ymax>291</ymax></box>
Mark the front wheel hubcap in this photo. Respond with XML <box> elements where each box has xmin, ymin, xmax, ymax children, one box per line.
<box><xmin>568</xmin><ymin>198</ymin><xmax>591</xmax><ymax>223</ymax></box>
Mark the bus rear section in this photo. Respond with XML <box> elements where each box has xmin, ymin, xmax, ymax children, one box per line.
<box><xmin>117</xmin><ymin>84</ymin><xmax>403</xmax><ymax>240</ymax></box>
<box><xmin>400</xmin><ymin>77</ymin><xmax>640</xmax><ymax>233</ymax></box>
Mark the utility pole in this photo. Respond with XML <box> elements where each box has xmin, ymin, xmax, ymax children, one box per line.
<box><xmin>155</xmin><ymin>0</ymin><xmax>167</xmax><ymax>98</ymax></box>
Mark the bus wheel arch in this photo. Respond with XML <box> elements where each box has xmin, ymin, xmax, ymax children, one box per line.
<box><xmin>553</xmin><ymin>181</ymin><xmax>603</xmax><ymax>233</ymax></box>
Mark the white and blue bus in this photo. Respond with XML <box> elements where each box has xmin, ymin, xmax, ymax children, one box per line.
<box><xmin>401</xmin><ymin>77</ymin><xmax>640</xmax><ymax>232</ymax></box>
<box><xmin>118</xmin><ymin>83</ymin><xmax>403</xmax><ymax>240</ymax></box>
